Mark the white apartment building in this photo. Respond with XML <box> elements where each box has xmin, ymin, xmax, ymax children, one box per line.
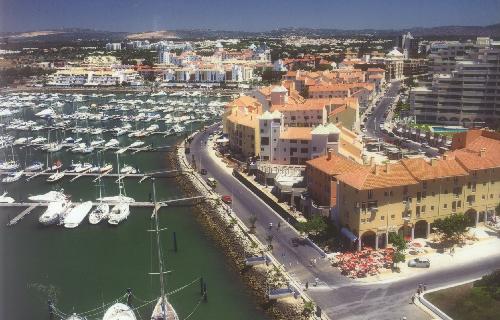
<box><xmin>105</xmin><ymin>43</ymin><xmax>122</xmax><ymax>51</ymax></box>
<box><xmin>258</xmin><ymin>110</ymin><xmax>341</xmax><ymax>164</ymax></box>
<box><xmin>411</xmin><ymin>38</ymin><xmax>500</xmax><ymax>127</ymax></box>
<box><xmin>49</xmin><ymin>68</ymin><xmax>140</xmax><ymax>86</ymax></box>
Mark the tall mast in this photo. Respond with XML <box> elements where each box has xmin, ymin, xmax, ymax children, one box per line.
<box><xmin>152</xmin><ymin>178</ymin><xmax>167</xmax><ymax>318</ymax></box>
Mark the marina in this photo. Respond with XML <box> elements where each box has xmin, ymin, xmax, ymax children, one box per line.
<box><xmin>0</xmin><ymin>90</ymin><xmax>267</xmax><ymax>320</ymax></box>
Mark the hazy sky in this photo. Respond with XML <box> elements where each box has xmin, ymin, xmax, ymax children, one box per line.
<box><xmin>1</xmin><ymin>0</ymin><xmax>499</xmax><ymax>32</ymax></box>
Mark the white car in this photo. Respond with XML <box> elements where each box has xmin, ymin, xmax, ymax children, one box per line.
<box><xmin>408</xmin><ymin>258</ymin><xmax>430</xmax><ymax>268</ymax></box>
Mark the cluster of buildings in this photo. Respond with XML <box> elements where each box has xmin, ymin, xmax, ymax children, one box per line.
<box><xmin>223</xmin><ymin>60</ymin><xmax>388</xmax><ymax>165</ymax></box>
<box><xmin>48</xmin><ymin>56</ymin><xmax>143</xmax><ymax>86</ymax></box>
<box><xmin>156</xmin><ymin>42</ymin><xmax>270</xmax><ymax>83</ymax></box>
<box><xmin>410</xmin><ymin>37</ymin><xmax>500</xmax><ymax>127</ymax></box>
<box><xmin>304</xmin><ymin>129</ymin><xmax>499</xmax><ymax>250</ymax></box>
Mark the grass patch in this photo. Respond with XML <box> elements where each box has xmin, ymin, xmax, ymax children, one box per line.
<box><xmin>426</xmin><ymin>282</ymin><xmax>500</xmax><ymax>320</ymax></box>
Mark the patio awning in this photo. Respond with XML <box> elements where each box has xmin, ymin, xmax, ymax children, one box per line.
<box><xmin>341</xmin><ymin>228</ymin><xmax>358</xmax><ymax>242</ymax></box>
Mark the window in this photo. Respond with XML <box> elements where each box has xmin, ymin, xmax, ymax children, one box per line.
<box><xmin>391</xmin><ymin>214</ymin><xmax>395</xmax><ymax>219</ymax></box>
<box><xmin>443</xmin><ymin>203</ymin><xmax>448</xmax><ymax>209</ymax></box>
<box><xmin>312</xmin><ymin>147</ymin><xmax>317</xmax><ymax>151</ymax></box>
<box><xmin>431</xmin><ymin>206</ymin><xmax>434</xmax><ymax>211</ymax></box>
<box><xmin>421</xmin><ymin>205</ymin><xmax>426</xmax><ymax>213</ymax></box>
<box><xmin>380</xmin><ymin>215</ymin><xmax>384</xmax><ymax>220</ymax></box>
<box><xmin>384</xmin><ymin>191</ymin><xmax>388</xmax><ymax>197</ymax></box>
<box><xmin>472</xmin><ymin>183</ymin><xmax>476</xmax><ymax>192</ymax></box>
<box><xmin>423</xmin><ymin>181</ymin><xmax>427</xmax><ymax>189</ymax></box>
<box><xmin>403</xmin><ymin>186</ymin><xmax>408</xmax><ymax>194</ymax></box>
<box><xmin>261</xmin><ymin>137</ymin><xmax>269</xmax><ymax>145</ymax></box>
<box><xmin>368</xmin><ymin>190</ymin><xmax>373</xmax><ymax>199</ymax></box>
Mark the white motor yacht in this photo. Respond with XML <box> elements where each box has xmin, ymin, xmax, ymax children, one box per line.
<box><xmin>120</xmin><ymin>166</ymin><xmax>137</xmax><ymax>174</ymax></box>
<box><xmin>39</xmin><ymin>200</ymin><xmax>71</xmax><ymax>226</ymax></box>
<box><xmin>88</xmin><ymin>203</ymin><xmax>110</xmax><ymax>224</ymax></box>
<box><xmin>128</xmin><ymin>141</ymin><xmax>145</xmax><ymax>149</ymax></box>
<box><xmin>25</xmin><ymin>161</ymin><xmax>44</xmax><ymax>172</ymax></box>
<box><xmin>0</xmin><ymin>160</ymin><xmax>20</xmax><ymax>171</ymax></box>
<box><xmin>47</xmin><ymin>171</ymin><xmax>65</xmax><ymax>182</ymax></box>
<box><xmin>113</xmin><ymin>128</ymin><xmax>128</xmax><ymax>136</ymax></box>
<box><xmin>64</xmin><ymin>201</ymin><xmax>93</xmax><ymax>228</ymax></box>
<box><xmin>108</xmin><ymin>203</ymin><xmax>130</xmax><ymax>225</ymax></box>
<box><xmin>90</xmin><ymin>139</ymin><xmax>105</xmax><ymax>147</ymax></box>
<box><xmin>28</xmin><ymin>190</ymin><xmax>66</xmax><ymax>202</ymax></box>
<box><xmin>104</xmin><ymin>139</ymin><xmax>119</xmax><ymax>148</ymax></box>
<box><xmin>47</xmin><ymin>143</ymin><xmax>63</xmax><ymax>153</ymax></box>
<box><xmin>13</xmin><ymin>137</ymin><xmax>27</xmax><ymax>145</ymax></box>
<box><xmin>31</xmin><ymin>137</ymin><xmax>47</xmax><ymax>144</ymax></box>
<box><xmin>103</xmin><ymin>303</ymin><xmax>136</xmax><ymax>320</ymax></box>
<box><xmin>2</xmin><ymin>170</ymin><xmax>24</xmax><ymax>183</ymax></box>
<box><xmin>97</xmin><ymin>195</ymin><xmax>135</xmax><ymax>203</ymax></box>
<box><xmin>0</xmin><ymin>192</ymin><xmax>15</xmax><ymax>203</ymax></box>
<box><xmin>75</xmin><ymin>163</ymin><xmax>92</xmax><ymax>173</ymax></box>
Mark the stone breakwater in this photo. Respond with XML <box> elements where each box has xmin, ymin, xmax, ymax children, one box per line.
<box><xmin>165</xmin><ymin>135</ymin><xmax>315</xmax><ymax>320</ymax></box>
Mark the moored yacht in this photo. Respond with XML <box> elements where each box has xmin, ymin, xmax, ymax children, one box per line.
<box><xmin>28</xmin><ymin>190</ymin><xmax>66</xmax><ymax>202</ymax></box>
<box><xmin>39</xmin><ymin>200</ymin><xmax>71</xmax><ymax>226</ymax></box>
<box><xmin>102</xmin><ymin>303</ymin><xmax>136</xmax><ymax>320</ymax></box>
<box><xmin>0</xmin><ymin>192</ymin><xmax>15</xmax><ymax>203</ymax></box>
<box><xmin>88</xmin><ymin>203</ymin><xmax>110</xmax><ymax>224</ymax></box>
<box><xmin>0</xmin><ymin>160</ymin><xmax>20</xmax><ymax>171</ymax></box>
<box><xmin>64</xmin><ymin>201</ymin><xmax>93</xmax><ymax>228</ymax></box>
<box><xmin>104</xmin><ymin>139</ymin><xmax>119</xmax><ymax>148</ymax></box>
<box><xmin>2</xmin><ymin>170</ymin><xmax>24</xmax><ymax>183</ymax></box>
<box><xmin>47</xmin><ymin>171</ymin><xmax>65</xmax><ymax>182</ymax></box>
<box><xmin>108</xmin><ymin>203</ymin><xmax>130</xmax><ymax>225</ymax></box>
<box><xmin>25</xmin><ymin>161</ymin><xmax>44</xmax><ymax>172</ymax></box>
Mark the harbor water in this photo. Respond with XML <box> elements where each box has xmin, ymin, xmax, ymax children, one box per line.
<box><xmin>0</xmin><ymin>91</ymin><xmax>268</xmax><ymax>319</ymax></box>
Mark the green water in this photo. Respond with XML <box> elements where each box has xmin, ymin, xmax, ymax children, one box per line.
<box><xmin>0</xmin><ymin>93</ymin><xmax>267</xmax><ymax>320</ymax></box>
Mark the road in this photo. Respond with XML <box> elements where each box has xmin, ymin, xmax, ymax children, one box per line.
<box><xmin>364</xmin><ymin>81</ymin><xmax>440</xmax><ymax>157</ymax></box>
<box><xmin>365</xmin><ymin>81</ymin><xmax>401</xmax><ymax>138</ymax></box>
<box><xmin>188</xmin><ymin>125</ymin><xmax>500</xmax><ymax>319</ymax></box>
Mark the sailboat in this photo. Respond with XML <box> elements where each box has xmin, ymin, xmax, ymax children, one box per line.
<box><xmin>2</xmin><ymin>170</ymin><xmax>24</xmax><ymax>183</ymax></box>
<box><xmin>98</xmin><ymin>154</ymin><xmax>135</xmax><ymax>204</ymax></box>
<box><xmin>0</xmin><ymin>192</ymin><xmax>15</xmax><ymax>203</ymax></box>
<box><xmin>89</xmin><ymin>176</ymin><xmax>109</xmax><ymax>224</ymax></box>
<box><xmin>150</xmin><ymin>179</ymin><xmax>179</xmax><ymax>320</ymax></box>
<box><xmin>102</xmin><ymin>303</ymin><xmax>136</xmax><ymax>320</ymax></box>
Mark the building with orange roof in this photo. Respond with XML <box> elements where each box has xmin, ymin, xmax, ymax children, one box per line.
<box><xmin>304</xmin><ymin>129</ymin><xmax>500</xmax><ymax>251</ymax></box>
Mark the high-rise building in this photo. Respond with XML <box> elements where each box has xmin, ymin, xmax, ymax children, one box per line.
<box><xmin>410</xmin><ymin>38</ymin><xmax>500</xmax><ymax>127</ymax></box>
<box><xmin>397</xmin><ymin>32</ymin><xmax>418</xmax><ymax>59</ymax></box>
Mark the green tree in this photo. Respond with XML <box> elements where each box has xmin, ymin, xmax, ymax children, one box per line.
<box><xmin>388</xmin><ymin>232</ymin><xmax>407</xmax><ymax>266</ymax></box>
<box><xmin>433</xmin><ymin>213</ymin><xmax>469</xmax><ymax>246</ymax></box>
<box><xmin>297</xmin><ymin>215</ymin><xmax>327</xmax><ymax>236</ymax></box>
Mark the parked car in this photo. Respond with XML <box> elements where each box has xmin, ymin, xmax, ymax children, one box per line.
<box><xmin>408</xmin><ymin>258</ymin><xmax>430</xmax><ymax>268</ymax></box>
<box><xmin>200</xmin><ymin>168</ymin><xmax>207</xmax><ymax>175</ymax></box>
<box><xmin>207</xmin><ymin>177</ymin><xmax>217</xmax><ymax>188</ymax></box>
<box><xmin>221</xmin><ymin>195</ymin><xmax>232</xmax><ymax>204</ymax></box>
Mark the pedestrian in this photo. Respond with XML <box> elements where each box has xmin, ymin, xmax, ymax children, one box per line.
<box><xmin>411</xmin><ymin>294</ymin><xmax>415</xmax><ymax>304</ymax></box>
<box><xmin>417</xmin><ymin>288</ymin><xmax>421</xmax><ymax>295</ymax></box>
<box><xmin>423</xmin><ymin>284</ymin><xmax>427</xmax><ymax>292</ymax></box>
<box><xmin>277</xmin><ymin>222</ymin><xmax>281</xmax><ymax>230</ymax></box>
<box><xmin>305</xmin><ymin>281</ymin><xmax>309</xmax><ymax>290</ymax></box>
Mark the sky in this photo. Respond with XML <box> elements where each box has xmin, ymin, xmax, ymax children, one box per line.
<box><xmin>1</xmin><ymin>0</ymin><xmax>499</xmax><ymax>33</ymax></box>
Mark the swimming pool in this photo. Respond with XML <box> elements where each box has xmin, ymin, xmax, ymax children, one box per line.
<box><xmin>431</xmin><ymin>126</ymin><xmax>468</xmax><ymax>133</ymax></box>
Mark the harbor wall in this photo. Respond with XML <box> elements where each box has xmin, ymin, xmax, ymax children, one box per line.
<box><xmin>167</xmin><ymin>134</ymin><xmax>316</xmax><ymax>320</ymax></box>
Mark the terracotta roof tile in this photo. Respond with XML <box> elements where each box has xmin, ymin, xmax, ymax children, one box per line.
<box><xmin>279</xmin><ymin>127</ymin><xmax>312</xmax><ymax>140</ymax></box>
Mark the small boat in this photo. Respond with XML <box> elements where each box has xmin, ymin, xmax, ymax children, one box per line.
<box><xmin>103</xmin><ymin>303</ymin><xmax>136</xmax><ymax>320</ymax></box>
<box><xmin>47</xmin><ymin>143</ymin><xmax>63</xmax><ymax>153</ymax></box>
<box><xmin>89</xmin><ymin>163</ymin><xmax>113</xmax><ymax>173</ymax></box>
<box><xmin>64</xmin><ymin>201</ymin><xmax>93</xmax><ymax>228</ymax></box>
<box><xmin>104</xmin><ymin>139</ymin><xmax>119</xmax><ymax>148</ymax></box>
<box><xmin>108</xmin><ymin>203</ymin><xmax>130</xmax><ymax>225</ymax></box>
<box><xmin>66</xmin><ymin>314</ymin><xmax>85</xmax><ymax>320</ymax></box>
<box><xmin>28</xmin><ymin>190</ymin><xmax>66</xmax><ymax>202</ymax></box>
<box><xmin>128</xmin><ymin>141</ymin><xmax>145</xmax><ymax>149</ymax></box>
<box><xmin>13</xmin><ymin>137</ymin><xmax>27</xmax><ymax>145</ymax></box>
<box><xmin>31</xmin><ymin>137</ymin><xmax>47</xmax><ymax>144</ymax></box>
<box><xmin>113</xmin><ymin>128</ymin><xmax>128</xmax><ymax>137</ymax></box>
<box><xmin>47</xmin><ymin>171</ymin><xmax>65</xmax><ymax>182</ymax></box>
<box><xmin>0</xmin><ymin>192</ymin><xmax>15</xmax><ymax>203</ymax></box>
<box><xmin>2</xmin><ymin>170</ymin><xmax>24</xmax><ymax>183</ymax></box>
<box><xmin>75</xmin><ymin>163</ymin><xmax>92</xmax><ymax>173</ymax></box>
<box><xmin>120</xmin><ymin>166</ymin><xmax>137</xmax><ymax>174</ymax></box>
<box><xmin>151</xmin><ymin>298</ymin><xmax>179</xmax><ymax>320</ymax></box>
<box><xmin>146</xmin><ymin>124</ymin><xmax>159</xmax><ymax>132</ymax></box>
<box><xmin>90</xmin><ymin>139</ymin><xmax>105</xmax><ymax>147</ymax></box>
<box><xmin>25</xmin><ymin>161</ymin><xmax>44</xmax><ymax>172</ymax></box>
<box><xmin>39</xmin><ymin>200</ymin><xmax>71</xmax><ymax>226</ymax></box>
<box><xmin>97</xmin><ymin>195</ymin><xmax>135</xmax><ymax>203</ymax></box>
<box><xmin>88</xmin><ymin>203</ymin><xmax>110</xmax><ymax>224</ymax></box>
<box><xmin>0</xmin><ymin>160</ymin><xmax>20</xmax><ymax>171</ymax></box>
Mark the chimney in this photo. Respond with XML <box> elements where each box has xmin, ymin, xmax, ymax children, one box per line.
<box><xmin>443</xmin><ymin>154</ymin><xmax>448</xmax><ymax>160</ymax></box>
<box><xmin>327</xmin><ymin>149</ymin><xmax>332</xmax><ymax>160</ymax></box>
<box><xmin>369</xmin><ymin>157</ymin><xmax>374</xmax><ymax>166</ymax></box>
<box><xmin>480</xmin><ymin>148</ymin><xmax>486</xmax><ymax>157</ymax></box>
<box><xmin>431</xmin><ymin>158</ymin><xmax>437</xmax><ymax>166</ymax></box>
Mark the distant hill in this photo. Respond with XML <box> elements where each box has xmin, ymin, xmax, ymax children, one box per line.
<box><xmin>1</xmin><ymin>23</ymin><xmax>499</xmax><ymax>44</ymax></box>
<box><xmin>126</xmin><ymin>30</ymin><xmax>178</xmax><ymax>40</ymax></box>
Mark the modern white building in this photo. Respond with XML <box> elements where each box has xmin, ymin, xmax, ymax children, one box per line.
<box><xmin>105</xmin><ymin>43</ymin><xmax>122</xmax><ymax>51</ymax></box>
<box><xmin>410</xmin><ymin>38</ymin><xmax>500</xmax><ymax>127</ymax></box>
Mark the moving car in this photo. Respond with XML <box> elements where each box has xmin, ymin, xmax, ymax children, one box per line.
<box><xmin>408</xmin><ymin>258</ymin><xmax>430</xmax><ymax>268</ymax></box>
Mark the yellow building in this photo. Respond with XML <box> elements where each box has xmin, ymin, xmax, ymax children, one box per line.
<box><xmin>309</xmin><ymin>130</ymin><xmax>500</xmax><ymax>250</ymax></box>
<box><xmin>225</xmin><ymin>111</ymin><xmax>260</xmax><ymax>158</ymax></box>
